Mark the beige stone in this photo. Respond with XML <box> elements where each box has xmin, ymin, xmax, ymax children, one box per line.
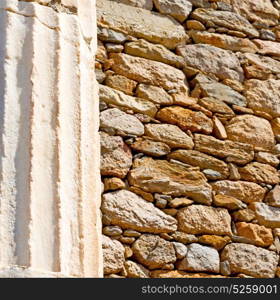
<box><xmin>150</xmin><ymin>270</ymin><xmax>225</xmax><ymax>278</ymax></box>
<box><xmin>221</xmin><ymin>243</ymin><xmax>279</xmax><ymax>278</ymax></box>
<box><xmin>131</xmin><ymin>138</ymin><xmax>171</xmax><ymax>157</ymax></box>
<box><xmin>132</xmin><ymin>234</ymin><xmax>176</xmax><ymax>269</ymax></box>
<box><xmin>239</xmin><ymin>162</ymin><xmax>280</xmax><ymax>185</ymax></box>
<box><xmin>110</xmin><ymin>0</ymin><xmax>153</xmax><ymax>10</ymax></box>
<box><xmin>232</xmin><ymin>0</ymin><xmax>279</xmax><ymax>27</ymax></box>
<box><xmin>272</xmin><ymin>118</ymin><xmax>280</xmax><ymax>136</ymax></box>
<box><xmin>177</xmin><ymin>205</ymin><xmax>232</xmax><ymax>235</ymax></box>
<box><xmin>245</xmin><ymin>79</ymin><xmax>280</xmax><ymax>118</ymax></box>
<box><xmin>251</xmin><ymin>203</ymin><xmax>280</xmax><ymax>228</ymax></box>
<box><xmin>103</xmin><ymin>235</ymin><xmax>125</xmax><ymax>274</ymax></box>
<box><xmin>173</xmin><ymin>242</ymin><xmax>188</xmax><ymax>259</ymax></box>
<box><xmin>191</xmin><ymin>8</ymin><xmax>259</xmax><ymax>37</ymax></box>
<box><xmin>254</xmin><ymin>39</ymin><xmax>280</xmax><ymax>57</ymax></box>
<box><xmin>128</xmin><ymin>157</ymin><xmax>213</xmax><ymax>204</ymax></box>
<box><xmin>265</xmin><ymin>185</ymin><xmax>280</xmax><ymax>208</ymax></box>
<box><xmin>100</xmin><ymin>132</ymin><xmax>132</xmax><ymax>178</ymax></box>
<box><xmin>102</xmin><ymin>190</ymin><xmax>177</xmax><ymax>233</ymax></box>
<box><xmin>177</xmin><ymin>44</ymin><xmax>244</xmax><ymax>82</ymax></box>
<box><xmin>212</xmin><ymin>180</ymin><xmax>266</xmax><ymax>204</ymax></box>
<box><xmin>136</xmin><ymin>84</ymin><xmax>173</xmax><ymax>105</ymax></box>
<box><xmin>169</xmin><ymin>198</ymin><xmax>193</xmax><ymax>208</ymax></box>
<box><xmin>194</xmin><ymin>134</ymin><xmax>254</xmax><ymax>165</ymax></box>
<box><xmin>145</xmin><ymin>124</ymin><xmax>194</xmax><ymax>149</ymax></box>
<box><xmin>103</xmin><ymin>177</ymin><xmax>126</xmax><ymax>192</ymax></box>
<box><xmin>226</xmin><ymin>115</ymin><xmax>275</xmax><ymax>151</ymax></box>
<box><xmin>153</xmin><ymin>0</ymin><xmax>192</xmax><ymax>22</ymax></box>
<box><xmin>105</xmin><ymin>74</ymin><xmax>137</xmax><ymax>96</ymax></box>
<box><xmin>157</xmin><ymin>106</ymin><xmax>213</xmax><ymax>134</ymax></box>
<box><xmin>198</xmin><ymin>98</ymin><xmax>234</xmax><ymax>117</ymax></box>
<box><xmin>125</xmin><ymin>39</ymin><xmax>185</xmax><ymax>69</ymax></box>
<box><xmin>171</xmin><ymin>232</ymin><xmax>198</xmax><ymax>244</ymax></box>
<box><xmin>198</xmin><ymin>235</ymin><xmax>231</xmax><ymax>251</ymax></box>
<box><xmin>177</xmin><ymin>243</ymin><xmax>220</xmax><ymax>273</ymax></box>
<box><xmin>97</xmin><ymin>0</ymin><xmax>187</xmax><ymax>49</ymax></box>
<box><xmin>123</xmin><ymin>260</ymin><xmax>150</xmax><ymax>278</ymax></box>
<box><xmin>99</xmin><ymin>85</ymin><xmax>157</xmax><ymax>117</ymax></box>
<box><xmin>213</xmin><ymin>194</ymin><xmax>245</xmax><ymax>210</ymax></box>
<box><xmin>100</xmin><ymin>108</ymin><xmax>144</xmax><ymax>136</ymax></box>
<box><xmin>236</xmin><ymin>222</ymin><xmax>273</xmax><ymax>247</ymax></box>
<box><xmin>110</xmin><ymin>53</ymin><xmax>188</xmax><ymax>93</ymax></box>
<box><xmin>213</xmin><ymin>116</ymin><xmax>227</xmax><ymax>139</ymax></box>
<box><xmin>168</xmin><ymin>150</ymin><xmax>229</xmax><ymax>180</ymax></box>
<box><xmin>255</xmin><ymin>152</ymin><xmax>279</xmax><ymax>167</ymax></box>
<box><xmin>233</xmin><ymin>209</ymin><xmax>255</xmax><ymax>222</ymax></box>
<box><xmin>189</xmin><ymin>31</ymin><xmax>258</xmax><ymax>53</ymax></box>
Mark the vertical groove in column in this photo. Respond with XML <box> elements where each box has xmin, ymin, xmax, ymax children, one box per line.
<box><xmin>29</xmin><ymin>11</ymin><xmax>60</xmax><ymax>272</ymax></box>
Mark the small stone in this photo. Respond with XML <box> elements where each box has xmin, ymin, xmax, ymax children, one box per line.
<box><xmin>103</xmin><ymin>225</ymin><xmax>123</xmax><ymax>237</ymax></box>
<box><xmin>198</xmin><ymin>235</ymin><xmax>231</xmax><ymax>251</ymax></box>
<box><xmin>220</xmin><ymin>261</ymin><xmax>231</xmax><ymax>276</ymax></box>
<box><xmin>145</xmin><ymin>123</ymin><xmax>194</xmax><ymax>149</ymax></box>
<box><xmin>132</xmin><ymin>234</ymin><xmax>176</xmax><ymax>269</ymax></box>
<box><xmin>98</xmin><ymin>26</ymin><xmax>129</xmax><ymax>44</ymax></box>
<box><xmin>123</xmin><ymin>230</ymin><xmax>141</xmax><ymax>237</ymax></box>
<box><xmin>124</xmin><ymin>246</ymin><xmax>133</xmax><ymax>258</ymax></box>
<box><xmin>235</xmin><ymin>222</ymin><xmax>273</xmax><ymax>247</ymax></box>
<box><xmin>105</xmin><ymin>74</ymin><xmax>137</xmax><ymax>96</ymax></box>
<box><xmin>265</xmin><ymin>185</ymin><xmax>280</xmax><ymax>208</ymax></box>
<box><xmin>177</xmin><ymin>205</ymin><xmax>232</xmax><ymax>235</ymax></box>
<box><xmin>171</xmin><ymin>231</ymin><xmax>198</xmax><ymax>244</ymax></box>
<box><xmin>150</xmin><ymin>270</ymin><xmax>225</xmax><ymax>278</ymax></box>
<box><xmin>213</xmin><ymin>194</ymin><xmax>246</xmax><ymax>211</ymax></box>
<box><xmin>250</xmin><ymin>202</ymin><xmax>280</xmax><ymax>228</ymax></box>
<box><xmin>213</xmin><ymin>116</ymin><xmax>227</xmax><ymax>139</ymax></box>
<box><xmin>233</xmin><ymin>209</ymin><xmax>255</xmax><ymax>222</ymax></box>
<box><xmin>169</xmin><ymin>198</ymin><xmax>193</xmax><ymax>208</ymax></box>
<box><xmin>123</xmin><ymin>260</ymin><xmax>150</xmax><ymax>278</ymax></box>
<box><xmin>103</xmin><ymin>177</ymin><xmax>126</xmax><ymax>191</ymax></box>
<box><xmin>186</xmin><ymin>20</ymin><xmax>205</xmax><ymax>30</ymax></box>
<box><xmin>162</xmin><ymin>264</ymin><xmax>175</xmax><ymax>270</ymax></box>
<box><xmin>100</xmin><ymin>108</ymin><xmax>144</xmax><ymax>136</ymax></box>
<box><xmin>131</xmin><ymin>138</ymin><xmax>170</xmax><ymax>157</ymax></box>
<box><xmin>228</xmin><ymin>163</ymin><xmax>241</xmax><ymax>181</ymax></box>
<box><xmin>173</xmin><ymin>242</ymin><xmax>188</xmax><ymax>259</ymax></box>
<box><xmin>163</xmin><ymin>209</ymin><xmax>178</xmax><ymax>217</ymax></box>
<box><xmin>221</xmin><ymin>243</ymin><xmax>279</xmax><ymax>278</ymax></box>
<box><xmin>109</xmin><ymin>0</ymin><xmax>153</xmax><ymax>10</ymax></box>
<box><xmin>254</xmin><ymin>39</ymin><xmax>280</xmax><ymax>58</ymax></box>
<box><xmin>198</xmin><ymin>97</ymin><xmax>234</xmax><ymax>118</ymax></box>
<box><xmin>103</xmin><ymin>235</ymin><xmax>125</xmax><ymax>274</ymax></box>
<box><xmin>155</xmin><ymin>198</ymin><xmax>167</xmax><ymax>209</ymax></box>
<box><xmin>128</xmin><ymin>186</ymin><xmax>154</xmax><ymax>202</ymax></box>
<box><xmin>105</xmin><ymin>43</ymin><xmax>124</xmax><ymax>53</ymax></box>
<box><xmin>119</xmin><ymin>236</ymin><xmax>135</xmax><ymax>244</ymax></box>
<box><xmin>255</xmin><ymin>152</ymin><xmax>279</xmax><ymax>167</ymax></box>
<box><xmin>160</xmin><ymin>233</ymin><xmax>173</xmax><ymax>241</ymax></box>
<box><xmin>136</xmin><ymin>84</ymin><xmax>173</xmax><ymax>106</ymax></box>
<box><xmin>177</xmin><ymin>243</ymin><xmax>220</xmax><ymax>273</ymax></box>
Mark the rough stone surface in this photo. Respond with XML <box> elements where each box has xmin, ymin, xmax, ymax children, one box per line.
<box><xmin>110</xmin><ymin>0</ymin><xmax>153</xmax><ymax>10</ymax></box>
<box><xmin>132</xmin><ymin>234</ymin><xmax>176</xmax><ymax>269</ymax></box>
<box><xmin>136</xmin><ymin>84</ymin><xmax>173</xmax><ymax>105</ymax></box>
<box><xmin>265</xmin><ymin>185</ymin><xmax>280</xmax><ymax>208</ymax></box>
<box><xmin>102</xmin><ymin>190</ymin><xmax>177</xmax><ymax>233</ymax></box>
<box><xmin>103</xmin><ymin>235</ymin><xmax>125</xmax><ymax>274</ymax></box>
<box><xmin>177</xmin><ymin>205</ymin><xmax>232</xmax><ymax>235</ymax></box>
<box><xmin>123</xmin><ymin>260</ymin><xmax>150</xmax><ymax>278</ymax></box>
<box><xmin>251</xmin><ymin>203</ymin><xmax>280</xmax><ymax>228</ymax></box>
<box><xmin>221</xmin><ymin>243</ymin><xmax>279</xmax><ymax>278</ymax></box>
<box><xmin>177</xmin><ymin>243</ymin><xmax>220</xmax><ymax>273</ymax></box>
<box><xmin>131</xmin><ymin>138</ymin><xmax>170</xmax><ymax>157</ymax></box>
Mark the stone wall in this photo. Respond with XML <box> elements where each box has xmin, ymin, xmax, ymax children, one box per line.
<box><xmin>98</xmin><ymin>0</ymin><xmax>280</xmax><ymax>278</ymax></box>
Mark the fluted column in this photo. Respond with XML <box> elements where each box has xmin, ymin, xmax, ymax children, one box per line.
<box><xmin>0</xmin><ymin>0</ymin><xmax>102</xmax><ymax>277</ymax></box>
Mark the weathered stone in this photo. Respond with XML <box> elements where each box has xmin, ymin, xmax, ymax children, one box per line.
<box><xmin>100</xmin><ymin>108</ymin><xmax>144</xmax><ymax>136</ymax></box>
<box><xmin>254</xmin><ymin>40</ymin><xmax>280</xmax><ymax>57</ymax></box>
<box><xmin>213</xmin><ymin>116</ymin><xmax>227</xmax><ymax>140</ymax></box>
<box><xmin>168</xmin><ymin>150</ymin><xmax>229</xmax><ymax>180</ymax></box>
<box><xmin>189</xmin><ymin>31</ymin><xmax>258</xmax><ymax>53</ymax></box>
<box><xmin>110</xmin><ymin>0</ymin><xmax>153</xmax><ymax>10</ymax></box>
<box><xmin>131</xmin><ymin>138</ymin><xmax>170</xmax><ymax>157</ymax></box>
<box><xmin>153</xmin><ymin>0</ymin><xmax>192</xmax><ymax>22</ymax></box>
<box><xmin>221</xmin><ymin>243</ymin><xmax>279</xmax><ymax>278</ymax></box>
<box><xmin>233</xmin><ymin>209</ymin><xmax>255</xmax><ymax>222</ymax></box>
<box><xmin>136</xmin><ymin>84</ymin><xmax>173</xmax><ymax>105</ymax></box>
<box><xmin>173</xmin><ymin>242</ymin><xmax>188</xmax><ymax>259</ymax></box>
<box><xmin>272</xmin><ymin>118</ymin><xmax>280</xmax><ymax>136</ymax></box>
<box><xmin>123</xmin><ymin>261</ymin><xmax>150</xmax><ymax>278</ymax></box>
<box><xmin>265</xmin><ymin>185</ymin><xmax>280</xmax><ymax>208</ymax></box>
<box><xmin>212</xmin><ymin>180</ymin><xmax>266</xmax><ymax>204</ymax></box>
<box><xmin>169</xmin><ymin>198</ymin><xmax>193</xmax><ymax>208</ymax></box>
<box><xmin>103</xmin><ymin>225</ymin><xmax>123</xmax><ymax>237</ymax></box>
<box><xmin>128</xmin><ymin>186</ymin><xmax>154</xmax><ymax>202</ymax></box>
<box><xmin>103</xmin><ymin>235</ymin><xmax>125</xmax><ymax>274</ymax></box>
<box><xmin>102</xmin><ymin>190</ymin><xmax>177</xmax><ymax>233</ymax></box>
<box><xmin>245</xmin><ymin>79</ymin><xmax>280</xmax><ymax>118</ymax></box>
<box><xmin>194</xmin><ymin>134</ymin><xmax>254</xmax><ymax>165</ymax></box>
<box><xmin>105</xmin><ymin>74</ymin><xmax>137</xmax><ymax>96</ymax></box>
<box><xmin>103</xmin><ymin>177</ymin><xmax>126</xmax><ymax>191</ymax></box>
<box><xmin>105</xmin><ymin>43</ymin><xmax>124</xmax><ymax>53</ymax></box>
<box><xmin>125</xmin><ymin>39</ymin><xmax>185</xmax><ymax>68</ymax></box>
<box><xmin>251</xmin><ymin>203</ymin><xmax>280</xmax><ymax>228</ymax></box>
<box><xmin>191</xmin><ymin>8</ymin><xmax>259</xmax><ymax>37</ymax></box>
<box><xmin>236</xmin><ymin>222</ymin><xmax>273</xmax><ymax>247</ymax></box>
<box><xmin>99</xmin><ymin>85</ymin><xmax>157</xmax><ymax>117</ymax></box>
<box><xmin>171</xmin><ymin>232</ymin><xmax>198</xmax><ymax>244</ymax></box>
<box><xmin>228</xmin><ymin>163</ymin><xmax>241</xmax><ymax>181</ymax></box>
<box><xmin>97</xmin><ymin>0</ymin><xmax>187</xmax><ymax>49</ymax></box>
<box><xmin>226</xmin><ymin>115</ymin><xmax>275</xmax><ymax>151</ymax></box>
<box><xmin>157</xmin><ymin>106</ymin><xmax>213</xmax><ymax>134</ymax></box>
<box><xmin>150</xmin><ymin>270</ymin><xmax>225</xmax><ymax>278</ymax></box>
<box><xmin>110</xmin><ymin>53</ymin><xmax>188</xmax><ymax>93</ymax></box>
<box><xmin>128</xmin><ymin>157</ymin><xmax>213</xmax><ymax>204</ymax></box>
<box><xmin>186</xmin><ymin>19</ymin><xmax>206</xmax><ymax>30</ymax></box>
<box><xmin>177</xmin><ymin>44</ymin><xmax>244</xmax><ymax>82</ymax></box>
<box><xmin>198</xmin><ymin>97</ymin><xmax>234</xmax><ymax>117</ymax></box>
<box><xmin>177</xmin><ymin>205</ymin><xmax>232</xmax><ymax>235</ymax></box>
<box><xmin>100</xmin><ymin>132</ymin><xmax>132</xmax><ymax>178</ymax></box>
<box><xmin>213</xmin><ymin>194</ymin><xmax>246</xmax><ymax>210</ymax></box>
<box><xmin>198</xmin><ymin>235</ymin><xmax>231</xmax><ymax>251</ymax></box>
<box><xmin>123</xmin><ymin>230</ymin><xmax>141</xmax><ymax>238</ymax></box>
<box><xmin>98</xmin><ymin>26</ymin><xmax>129</xmax><ymax>44</ymax></box>
<box><xmin>145</xmin><ymin>124</ymin><xmax>194</xmax><ymax>149</ymax></box>
<box><xmin>177</xmin><ymin>243</ymin><xmax>220</xmax><ymax>273</ymax></box>
<box><xmin>239</xmin><ymin>162</ymin><xmax>280</xmax><ymax>185</ymax></box>
<box><xmin>255</xmin><ymin>152</ymin><xmax>279</xmax><ymax>167</ymax></box>
<box><xmin>242</xmin><ymin>53</ymin><xmax>280</xmax><ymax>79</ymax></box>
<box><xmin>96</xmin><ymin>40</ymin><xmax>107</xmax><ymax>63</ymax></box>
<box><xmin>132</xmin><ymin>234</ymin><xmax>176</xmax><ymax>269</ymax></box>
<box><xmin>232</xmin><ymin>0</ymin><xmax>279</xmax><ymax>27</ymax></box>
